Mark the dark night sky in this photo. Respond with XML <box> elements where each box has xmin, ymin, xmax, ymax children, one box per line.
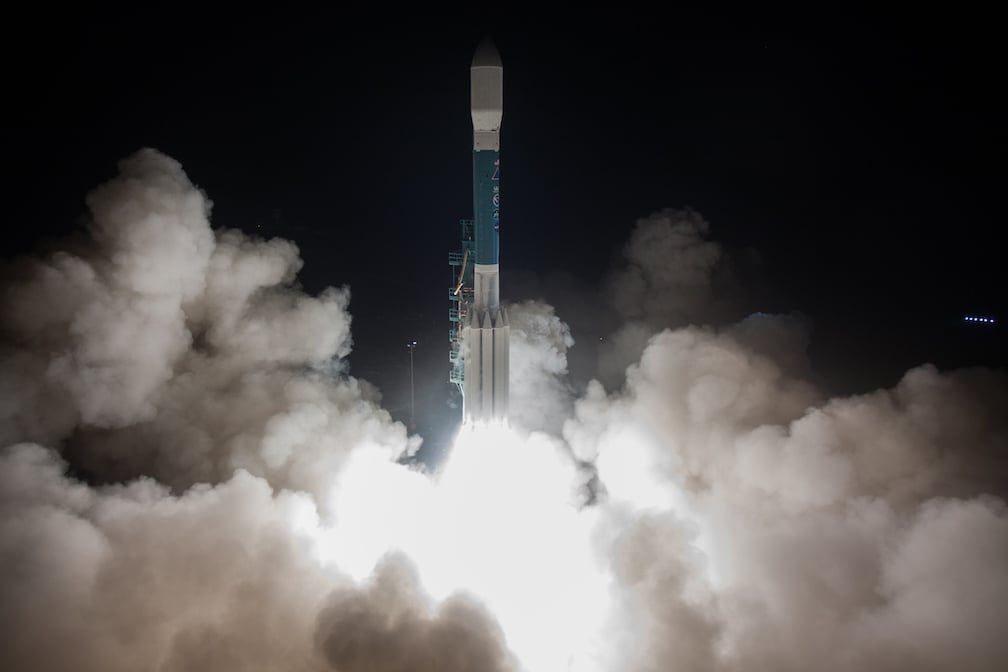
<box><xmin>3</xmin><ymin>11</ymin><xmax>1005</xmax><ymax>457</ymax></box>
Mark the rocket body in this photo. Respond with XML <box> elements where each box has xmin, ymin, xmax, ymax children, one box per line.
<box><xmin>463</xmin><ymin>40</ymin><xmax>509</xmax><ymax>423</ymax></box>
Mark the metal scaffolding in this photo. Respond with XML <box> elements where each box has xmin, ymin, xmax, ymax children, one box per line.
<box><xmin>448</xmin><ymin>219</ymin><xmax>475</xmax><ymax>391</ymax></box>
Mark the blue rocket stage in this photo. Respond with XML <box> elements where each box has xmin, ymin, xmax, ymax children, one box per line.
<box><xmin>448</xmin><ymin>39</ymin><xmax>509</xmax><ymax>424</ymax></box>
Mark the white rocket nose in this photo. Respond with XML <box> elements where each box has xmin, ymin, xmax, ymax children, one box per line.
<box><xmin>471</xmin><ymin>38</ymin><xmax>502</xmax><ymax>68</ymax></box>
<box><xmin>471</xmin><ymin>38</ymin><xmax>503</xmax><ymax>146</ymax></box>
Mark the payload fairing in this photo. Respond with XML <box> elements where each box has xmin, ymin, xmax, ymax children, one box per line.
<box><xmin>449</xmin><ymin>39</ymin><xmax>509</xmax><ymax>424</ymax></box>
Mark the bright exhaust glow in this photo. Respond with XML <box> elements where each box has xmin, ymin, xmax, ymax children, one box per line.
<box><xmin>299</xmin><ymin>421</ymin><xmax>722</xmax><ymax>672</ymax></box>
<box><xmin>320</xmin><ymin>424</ymin><xmax>621</xmax><ymax>671</ymax></box>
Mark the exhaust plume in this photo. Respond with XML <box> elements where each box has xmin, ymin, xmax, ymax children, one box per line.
<box><xmin>2</xmin><ymin>149</ymin><xmax>1007</xmax><ymax>672</ymax></box>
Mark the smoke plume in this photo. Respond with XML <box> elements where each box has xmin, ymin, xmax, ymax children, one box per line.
<box><xmin>595</xmin><ymin>208</ymin><xmax>743</xmax><ymax>390</ymax></box>
<box><xmin>2</xmin><ymin>149</ymin><xmax>1007</xmax><ymax>672</ymax></box>
<box><xmin>0</xmin><ymin>149</ymin><xmax>414</xmax><ymax>501</ymax></box>
<box><xmin>0</xmin><ymin>149</ymin><xmax>511</xmax><ymax>672</ymax></box>
<box><xmin>505</xmin><ymin>300</ymin><xmax>575</xmax><ymax>434</ymax></box>
<box><xmin>565</xmin><ymin>324</ymin><xmax>1008</xmax><ymax>671</ymax></box>
<box><xmin>316</xmin><ymin>554</ymin><xmax>515</xmax><ymax>672</ymax></box>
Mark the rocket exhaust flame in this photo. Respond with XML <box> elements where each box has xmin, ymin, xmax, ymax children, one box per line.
<box><xmin>326</xmin><ymin>423</ymin><xmax>613</xmax><ymax>672</ymax></box>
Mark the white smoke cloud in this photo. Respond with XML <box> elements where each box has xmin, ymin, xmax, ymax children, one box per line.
<box><xmin>2</xmin><ymin>148</ymin><xmax>1007</xmax><ymax>672</ymax></box>
<box><xmin>1</xmin><ymin>443</ymin><xmax>517</xmax><ymax>672</ymax></box>
<box><xmin>594</xmin><ymin>208</ymin><xmax>740</xmax><ymax>390</ymax></box>
<box><xmin>315</xmin><ymin>553</ymin><xmax>517</xmax><ymax>672</ymax></box>
<box><xmin>565</xmin><ymin>325</ymin><xmax>1008</xmax><ymax>672</ymax></box>
<box><xmin>33</xmin><ymin>150</ymin><xmax>214</xmax><ymax>428</ymax></box>
<box><xmin>505</xmin><ymin>299</ymin><xmax>575</xmax><ymax>434</ymax></box>
<box><xmin>0</xmin><ymin>149</ymin><xmax>507</xmax><ymax>672</ymax></box>
<box><xmin>0</xmin><ymin>149</ymin><xmax>413</xmax><ymax>500</ymax></box>
<box><xmin>0</xmin><ymin>443</ymin><xmax>332</xmax><ymax>671</ymax></box>
<box><xmin>605</xmin><ymin>208</ymin><xmax>727</xmax><ymax>326</ymax></box>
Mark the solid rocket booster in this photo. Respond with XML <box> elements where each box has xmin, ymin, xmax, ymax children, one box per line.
<box><xmin>463</xmin><ymin>39</ymin><xmax>509</xmax><ymax>423</ymax></box>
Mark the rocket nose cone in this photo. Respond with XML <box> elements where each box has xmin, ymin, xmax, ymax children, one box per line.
<box><xmin>472</xmin><ymin>38</ymin><xmax>502</xmax><ymax>68</ymax></box>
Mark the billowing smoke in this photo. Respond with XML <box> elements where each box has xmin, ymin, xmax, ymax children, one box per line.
<box><xmin>316</xmin><ymin>554</ymin><xmax>516</xmax><ymax>672</ymax></box>
<box><xmin>1</xmin><ymin>149</ymin><xmax>415</xmax><ymax>501</ymax></box>
<box><xmin>596</xmin><ymin>208</ymin><xmax>742</xmax><ymax>390</ymax></box>
<box><xmin>508</xmin><ymin>208</ymin><xmax>752</xmax><ymax>392</ymax></box>
<box><xmin>1</xmin><ymin>444</ymin><xmax>333</xmax><ymax>671</ymax></box>
<box><xmin>0</xmin><ymin>149</ymin><xmax>439</xmax><ymax>670</ymax></box>
<box><xmin>2</xmin><ymin>149</ymin><xmax>1007</xmax><ymax>672</ymax></box>
<box><xmin>566</xmin><ymin>325</ymin><xmax>1008</xmax><ymax>671</ymax></box>
<box><xmin>506</xmin><ymin>300</ymin><xmax>575</xmax><ymax>435</ymax></box>
<box><xmin>605</xmin><ymin>208</ymin><xmax>730</xmax><ymax>327</ymax></box>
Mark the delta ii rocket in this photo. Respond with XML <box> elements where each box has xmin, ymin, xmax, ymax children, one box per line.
<box><xmin>448</xmin><ymin>39</ymin><xmax>509</xmax><ymax>423</ymax></box>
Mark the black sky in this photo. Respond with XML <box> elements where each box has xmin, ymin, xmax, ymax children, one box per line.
<box><xmin>3</xmin><ymin>12</ymin><xmax>1005</xmax><ymax>457</ymax></box>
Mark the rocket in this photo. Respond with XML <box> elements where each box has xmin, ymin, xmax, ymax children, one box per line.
<box><xmin>461</xmin><ymin>39</ymin><xmax>509</xmax><ymax>423</ymax></box>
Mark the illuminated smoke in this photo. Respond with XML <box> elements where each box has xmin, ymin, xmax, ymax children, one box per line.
<box><xmin>506</xmin><ymin>300</ymin><xmax>575</xmax><ymax>434</ymax></box>
<box><xmin>565</xmin><ymin>328</ymin><xmax>1008</xmax><ymax>671</ymax></box>
<box><xmin>0</xmin><ymin>149</ymin><xmax>415</xmax><ymax>501</ymax></box>
<box><xmin>2</xmin><ymin>150</ymin><xmax>1008</xmax><ymax>672</ymax></box>
<box><xmin>0</xmin><ymin>443</ymin><xmax>333</xmax><ymax>671</ymax></box>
